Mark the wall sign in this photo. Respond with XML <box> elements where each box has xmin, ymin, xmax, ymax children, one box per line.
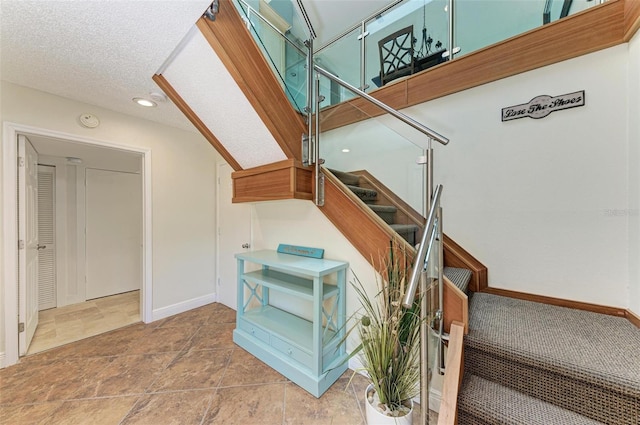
<box><xmin>501</xmin><ymin>90</ymin><xmax>585</xmax><ymax>121</ymax></box>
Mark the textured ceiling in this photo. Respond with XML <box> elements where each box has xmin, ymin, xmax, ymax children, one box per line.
<box><xmin>0</xmin><ymin>0</ymin><xmax>393</xmax><ymax>133</ymax></box>
<box><xmin>0</xmin><ymin>0</ymin><xmax>211</xmax><ymax>132</ymax></box>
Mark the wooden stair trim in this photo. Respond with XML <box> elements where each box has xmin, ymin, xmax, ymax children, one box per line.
<box><xmin>443</xmin><ymin>235</ymin><xmax>488</xmax><ymax>293</ymax></box>
<box><xmin>626</xmin><ymin>309</ymin><xmax>640</xmax><ymax>329</ymax></box>
<box><xmin>319</xmin><ymin>0</ymin><xmax>626</xmax><ymax>132</ymax></box>
<box><xmin>624</xmin><ymin>0</ymin><xmax>640</xmax><ymax>41</ymax></box>
<box><xmin>195</xmin><ymin>0</ymin><xmax>306</xmax><ymax>162</ymax></box>
<box><xmin>438</xmin><ymin>321</ymin><xmax>465</xmax><ymax>425</ymax></box>
<box><xmin>349</xmin><ymin>169</ymin><xmax>424</xmax><ymax>229</ymax></box>
<box><xmin>341</xmin><ymin>170</ymin><xmax>488</xmax><ymax>292</ymax></box>
<box><xmin>481</xmin><ymin>287</ymin><xmax>628</xmax><ymax>318</ymax></box>
<box><xmin>232</xmin><ymin>159</ymin><xmax>312</xmax><ymax>202</ymax></box>
<box><xmin>444</xmin><ymin>276</ymin><xmax>468</xmax><ymax>335</ymax></box>
<box><xmin>321</xmin><ymin>170</ymin><xmax>416</xmax><ymax>275</ymax></box>
<box><xmin>152</xmin><ymin>74</ymin><xmax>242</xmax><ymax>171</ymax></box>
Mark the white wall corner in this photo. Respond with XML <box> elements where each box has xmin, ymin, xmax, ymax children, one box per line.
<box><xmin>0</xmin><ymin>352</ymin><xmax>6</xmax><ymax>369</ymax></box>
<box><xmin>151</xmin><ymin>293</ymin><xmax>217</xmax><ymax>322</ymax></box>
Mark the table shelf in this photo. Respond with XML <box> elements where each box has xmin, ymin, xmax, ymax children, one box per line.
<box><xmin>233</xmin><ymin>250</ymin><xmax>349</xmax><ymax>398</ymax></box>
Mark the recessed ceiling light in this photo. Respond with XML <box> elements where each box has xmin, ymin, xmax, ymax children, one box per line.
<box><xmin>133</xmin><ymin>97</ymin><xmax>157</xmax><ymax>107</ymax></box>
<box><xmin>342</xmin><ymin>148</ymin><xmax>350</xmax><ymax>153</ymax></box>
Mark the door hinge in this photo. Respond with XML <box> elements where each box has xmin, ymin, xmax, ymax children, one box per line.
<box><xmin>18</xmin><ymin>240</ymin><xmax>25</xmax><ymax>250</ymax></box>
<box><xmin>18</xmin><ymin>322</ymin><xmax>25</xmax><ymax>333</ymax></box>
<box><xmin>17</xmin><ymin>156</ymin><xmax>24</xmax><ymax>168</ymax></box>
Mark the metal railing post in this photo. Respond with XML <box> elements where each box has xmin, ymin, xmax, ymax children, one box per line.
<box><xmin>420</xmin><ymin>268</ymin><xmax>430</xmax><ymax>425</ymax></box>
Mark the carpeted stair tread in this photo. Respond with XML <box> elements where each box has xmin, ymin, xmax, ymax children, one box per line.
<box><xmin>465</xmin><ymin>292</ymin><xmax>640</xmax><ymax>423</ymax></box>
<box><xmin>389</xmin><ymin>223</ymin><xmax>419</xmax><ymax>233</ymax></box>
<box><xmin>466</xmin><ymin>293</ymin><xmax>640</xmax><ymax>394</ymax></box>
<box><xmin>458</xmin><ymin>374</ymin><xmax>604</xmax><ymax>425</ymax></box>
<box><xmin>368</xmin><ymin>204</ymin><xmax>396</xmax><ymax>213</ymax></box>
<box><xmin>369</xmin><ymin>204</ymin><xmax>397</xmax><ymax>224</ymax></box>
<box><xmin>328</xmin><ymin>169</ymin><xmax>360</xmax><ymax>186</ymax></box>
<box><xmin>444</xmin><ymin>266</ymin><xmax>472</xmax><ymax>294</ymax></box>
<box><xmin>346</xmin><ymin>185</ymin><xmax>377</xmax><ymax>202</ymax></box>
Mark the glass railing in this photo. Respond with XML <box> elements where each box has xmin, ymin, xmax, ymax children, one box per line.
<box><xmin>233</xmin><ymin>0</ymin><xmax>309</xmax><ymax>112</ymax></box>
<box><xmin>313</xmin><ymin>0</ymin><xmax>601</xmax><ymax>107</ymax></box>
<box><xmin>234</xmin><ymin>0</ymin><xmax>602</xmax><ymax>111</ymax></box>
<box><xmin>316</xmin><ymin>69</ymin><xmax>436</xmax><ymax>225</ymax></box>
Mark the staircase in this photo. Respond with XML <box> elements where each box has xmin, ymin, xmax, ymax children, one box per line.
<box><xmin>459</xmin><ymin>292</ymin><xmax>640</xmax><ymax>424</ymax></box>
<box><xmin>329</xmin><ymin>169</ymin><xmax>421</xmax><ymax>245</ymax></box>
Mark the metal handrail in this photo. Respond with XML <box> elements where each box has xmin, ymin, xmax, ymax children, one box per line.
<box><xmin>403</xmin><ymin>184</ymin><xmax>443</xmax><ymax>307</ymax></box>
<box><xmin>313</xmin><ymin>65</ymin><xmax>449</xmax><ymax>145</ymax></box>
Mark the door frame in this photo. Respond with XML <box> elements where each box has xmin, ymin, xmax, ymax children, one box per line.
<box><xmin>2</xmin><ymin>122</ymin><xmax>153</xmax><ymax>367</ymax></box>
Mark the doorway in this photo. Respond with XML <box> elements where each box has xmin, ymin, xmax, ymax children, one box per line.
<box><xmin>215</xmin><ymin>162</ymin><xmax>251</xmax><ymax>310</ymax></box>
<box><xmin>2</xmin><ymin>122</ymin><xmax>152</xmax><ymax>367</ymax></box>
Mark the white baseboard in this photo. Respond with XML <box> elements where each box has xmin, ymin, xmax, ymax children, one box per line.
<box><xmin>429</xmin><ymin>388</ymin><xmax>442</xmax><ymax>412</ymax></box>
<box><xmin>0</xmin><ymin>352</ymin><xmax>5</xmax><ymax>369</ymax></box>
<box><xmin>151</xmin><ymin>293</ymin><xmax>217</xmax><ymax>322</ymax></box>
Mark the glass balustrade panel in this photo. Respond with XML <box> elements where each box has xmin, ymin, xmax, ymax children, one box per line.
<box><xmin>364</xmin><ymin>0</ymin><xmax>450</xmax><ymax>91</ymax></box>
<box><xmin>454</xmin><ymin>0</ymin><xmax>600</xmax><ymax>57</ymax></box>
<box><xmin>317</xmin><ymin>72</ymin><xmax>430</xmax><ymax>239</ymax></box>
<box><xmin>234</xmin><ymin>0</ymin><xmax>308</xmax><ymax>112</ymax></box>
<box><xmin>313</xmin><ymin>27</ymin><xmax>363</xmax><ymax>105</ymax></box>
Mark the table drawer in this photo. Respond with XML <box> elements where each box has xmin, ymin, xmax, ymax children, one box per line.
<box><xmin>271</xmin><ymin>335</ymin><xmax>312</xmax><ymax>368</ymax></box>
<box><xmin>238</xmin><ymin>319</ymin><xmax>270</xmax><ymax>345</ymax></box>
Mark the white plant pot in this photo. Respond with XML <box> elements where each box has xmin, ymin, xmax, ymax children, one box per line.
<box><xmin>364</xmin><ymin>384</ymin><xmax>413</xmax><ymax>425</ymax></box>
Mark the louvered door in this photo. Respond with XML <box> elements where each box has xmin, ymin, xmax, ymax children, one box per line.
<box><xmin>37</xmin><ymin>165</ymin><xmax>56</xmax><ymax>310</ymax></box>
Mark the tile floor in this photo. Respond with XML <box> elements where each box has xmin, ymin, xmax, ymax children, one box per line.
<box><xmin>1</xmin><ymin>302</ymin><xmax>437</xmax><ymax>424</ymax></box>
<box><xmin>28</xmin><ymin>291</ymin><xmax>140</xmax><ymax>355</ymax></box>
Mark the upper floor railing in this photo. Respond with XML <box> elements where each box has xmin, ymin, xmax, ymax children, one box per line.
<box><xmin>235</xmin><ymin>0</ymin><xmax>604</xmax><ymax>111</ymax></box>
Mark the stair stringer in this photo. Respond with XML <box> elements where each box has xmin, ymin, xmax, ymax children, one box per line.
<box><xmin>344</xmin><ymin>170</ymin><xmax>488</xmax><ymax>293</ymax></box>
<box><xmin>322</xmin><ymin>169</ymin><xmax>469</xmax><ymax>332</ymax></box>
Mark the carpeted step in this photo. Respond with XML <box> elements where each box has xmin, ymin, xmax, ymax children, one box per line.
<box><xmin>369</xmin><ymin>204</ymin><xmax>397</xmax><ymax>224</ymax></box>
<box><xmin>458</xmin><ymin>374</ymin><xmax>604</xmax><ymax>425</ymax></box>
<box><xmin>390</xmin><ymin>223</ymin><xmax>419</xmax><ymax>246</ymax></box>
<box><xmin>464</xmin><ymin>293</ymin><xmax>640</xmax><ymax>424</ymax></box>
<box><xmin>328</xmin><ymin>169</ymin><xmax>360</xmax><ymax>186</ymax></box>
<box><xmin>443</xmin><ymin>266</ymin><xmax>472</xmax><ymax>294</ymax></box>
<box><xmin>347</xmin><ymin>185</ymin><xmax>377</xmax><ymax>202</ymax></box>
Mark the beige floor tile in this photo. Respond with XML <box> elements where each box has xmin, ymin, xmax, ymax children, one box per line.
<box><xmin>3</xmin><ymin>301</ymin><xmax>440</xmax><ymax>424</ymax></box>
<box><xmin>203</xmin><ymin>383</ymin><xmax>285</xmax><ymax>425</ymax></box>
<box><xmin>80</xmin><ymin>352</ymin><xmax>177</xmax><ymax>398</ymax></box>
<box><xmin>283</xmin><ymin>376</ymin><xmax>364</xmax><ymax>425</ymax></box>
<box><xmin>186</xmin><ymin>322</ymin><xmax>236</xmax><ymax>351</ymax></box>
<box><xmin>149</xmin><ymin>349</ymin><xmax>233</xmax><ymax>392</ymax></box>
<box><xmin>121</xmin><ymin>390</ymin><xmax>214</xmax><ymax>425</ymax></box>
<box><xmin>0</xmin><ymin>401</ymin><xmax>64</xmax><ymax>425</ymax></box>
<box><xmin>218</xmin><ymin>348</ymin><xmax>288</xmax><ymax>387</ymax></box>
<box><xmin>27</xmin><ymin>291</ymin><xmax>141</xmax><ymax>355</ymax></box>
<box><xmin>44</xmin><ymin>396</ymin><xmax>139</xmax><ymax>425</ymax></box>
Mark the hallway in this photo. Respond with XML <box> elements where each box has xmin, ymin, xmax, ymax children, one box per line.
<box><xmin>27</xmin><ymin>291</ymin><xmax>140</xmax><ymax>355</ymax></box>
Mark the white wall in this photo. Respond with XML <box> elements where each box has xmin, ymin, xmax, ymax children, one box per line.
<box><xmin>628</xmin><ymin>31</ymin><xmax>640</xmax><ymax>316</ymax></box>
<box><xmin>0</xmin><ymin>82</ymin><xmax>219</xmax><ymax>363</ymax></box>
<box><xmin>410</xmin><ymin>45</ymin><xmax>631</xmax><ymax>308</ymax></box>
<box><xmin>320</xmin><ymin>45</ymin><xmax>635</xmax><ymax>309</ymax></box>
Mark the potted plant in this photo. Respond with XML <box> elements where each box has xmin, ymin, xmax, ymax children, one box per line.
<box><xmin>347</xmin><ymin>242</ymin><xmax>423</xmax><ymax>424</ymax></box>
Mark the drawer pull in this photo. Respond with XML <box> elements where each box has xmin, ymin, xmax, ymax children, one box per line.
<box><xmin>287</xmin><ymin>348</ymin><xmax>293</xmax><ymax>355</ymax></box>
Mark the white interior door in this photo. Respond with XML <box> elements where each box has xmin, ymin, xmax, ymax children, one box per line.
<box><xmin>18</xmin><ymin>135</ymin><xmax>39</xmax><ymax>355</ymax></box>
<box><xmin>37</xmin><ymin>165</ymin><xmax>57</xmax><ymax>310</ymax></box>
<box><xmin>216</xmin><ymin>163</ymin><xmax>251</xmax><ymax>310</ymax></box>
<box><xmin>85</xmin><ymin>168</ymin><xmax>141</xmax><ymax>300</ymax></box>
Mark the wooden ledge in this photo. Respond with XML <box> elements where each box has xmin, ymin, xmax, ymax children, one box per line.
<box><xmin>232</xmin><ymin>159</ymin><xmax>312</xmax><ymax>203</ymax></box>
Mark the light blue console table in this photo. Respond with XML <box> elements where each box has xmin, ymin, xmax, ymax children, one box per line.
<box><xmin>233</xmin><ymin>250</ymin><xmax>349</xmax><ymax>397</ymax></box>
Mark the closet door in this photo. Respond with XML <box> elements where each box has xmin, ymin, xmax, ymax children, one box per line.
<box><xmin>37</xmin><ymin>165</ymin><xmax>56</xmax><ymax>310</ymax></box>
<box><xmin>85</xmin><ymin>168</ymin><xmax>141</xmax><ymax>300</ymax></box>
